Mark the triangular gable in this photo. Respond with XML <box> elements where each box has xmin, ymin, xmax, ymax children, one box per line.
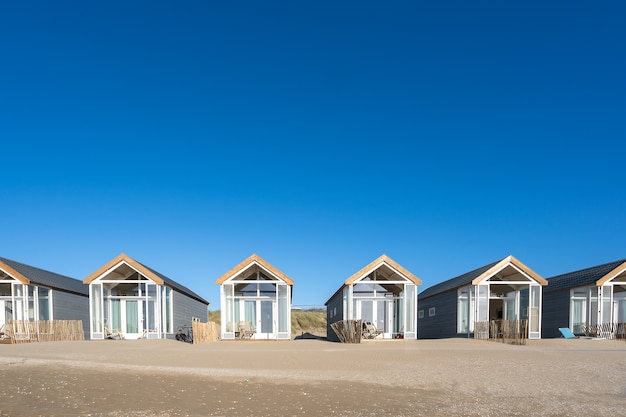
<box><xmin>596</xmin><ymin>260</ymin><xmax>626</xmax><ymax>286</ymax></box>
<box><xmin>344</xmin><ymin>254</ymin><xmax>422</xmax><ymax>285</ymax></box>
<box><xmin>0</xmin><ymin>257</ymin><xmax>88</xmax><ymax>296</ymax></box>
<box><xmin>0</xmin><ymin>259</ymin><xmax>30</xmax><ymax>284</ymax></box>
<box><xmin>215</xmin><ymin>254</ymin><xmax>294</xmax><ymax>285</ymax></box>
<box><xmin>471</xmin><ymin>255</ymin><xmax>547</xmax><ymax>286</ymax></box>
<box><xmin>83</xmin><ymin>253</ymin><xmax>165</xmax><ymax>285</ymax></box>
<box><xmin>84</xmin><ymin>254</ymin><xmax>209</xmax><ymax>304</ymax></box>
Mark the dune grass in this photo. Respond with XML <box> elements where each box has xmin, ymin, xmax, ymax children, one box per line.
<box><xmin>207</xmin><ymin>308</ymin><xmax>327</xmax><ymax>337</ymax></box>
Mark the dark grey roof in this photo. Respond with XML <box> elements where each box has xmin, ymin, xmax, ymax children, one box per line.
<box><xmin>419</xmin><ymin>259</ymin><xmax>501</xmax><ymax>300</ymax></box>
<box><xmin>0</xmin><ymin>257</ymin><xmax>88</xmax><ymax>296</ymax></box>
<box><xmin>545</xmin><ymin>259</ymin><xmax>626</xmax><ymax>293</ymax></box>
<box><xmin>137</xmin><ymin>260</ymin><xmax>209</xmax><ymax>305</ymax></box>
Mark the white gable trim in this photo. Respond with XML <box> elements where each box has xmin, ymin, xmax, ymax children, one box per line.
<box><xmin>351</xmin><ymin>261</ymin><xmax>414</xmax><ymax>284</ymax></box>
<box><xmin>222</xmin><ymin>260</ymin><xmax>285</xmax><ymax>283</ymax></box>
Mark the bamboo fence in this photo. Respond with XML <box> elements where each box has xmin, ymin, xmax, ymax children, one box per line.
<box><xmin>580</xmin><ymin>322</ymin><xmax>626</xmax><ymax>340</ymax></box>
<box><xmin>6</xmin><ymin>320</ymin><xmax>84</xmax><ymax>344</ymax></box>
<box><xmin>330</xmin><ymin>319</ymin><xmax>362</xmax><ymax>343</ymax></box>
<box><xmin>192</xmin><ymin>320</ymin><xmax>220</xmax><ymax>344</ymax></box>
<box><xmin>488</xmin><ymin>319</ymin><xmax>528</xmax><ymax>345</ymax></box>
<box><xmin>474</xmin><ymin>321</ymin><xmax>490</xmax><ymax>340</ymax></box>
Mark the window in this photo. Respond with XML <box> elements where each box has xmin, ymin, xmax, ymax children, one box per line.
<box><xmin>418</xmin><ymin>309</ymin><xmax>424</xmax><ymax>319</ymax></box>
<box><xmin>428</xmin><ymin>307</ymin><xmax>436</xmax><ymax>317</ymax></box>
<box><xmin>38</xmin><ymin>288</ymin><xmax>51</xmax><ymax>320</ymax></box>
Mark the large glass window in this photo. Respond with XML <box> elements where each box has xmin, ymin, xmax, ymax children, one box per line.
<box><xmin>90</xmin><ymin>284</ymin><xmax>103</xmax><ymax>333</ymax></box>
<box><xmin>404</xmin><ymin>284</ymin><xmax>416</xmax><ymax>335</ymax></box>
<box><xmin>26</xmin><ymin>286</ymin><xmax>34</xmax><ymax>320</ymax></box>
<box><xmin>529</xmin><ymin>286</ymin><xmax>540</xmax><ymax>333</ymax></box>
<box><xmin>602</xmin><ymin>286</ymin><xmax>612</xmax><ymax>325</ymax></box>
<box><xmin>165</xmin><ymin>287</ymin><xmax>173</xmax><ymax>333</ymax></box>
<box><xmin>14</xmin><ymin>284</ymin><xmax>25</xmax><ymax>320</ymax></box>
<box><xmin>571</xmin><ymin>298</ymin><xmax>585</xmax><ymax>333</ymax></box>
<box><xmin>278</xmin><ymin>285</ymin><xmax>288</xmax><ymax>333</ymax></box>
<box><xmin>458</xmin><ymin>287</ymin><xmax>469</xmax><ymax>333</ymax></box>
<box><xmin>38</xmin><ymin>288</ymin><xmax>50</xmax><ymax>320</ymax></box>
<box><xmin>590</xmin><ymin>288</ymin><xmax>598</xmax><ymax>326</ymax></box>
<box><xmin>477</xmin><ymin>285</ymin><xmax>489</xmax><ymax>322</ymax></box>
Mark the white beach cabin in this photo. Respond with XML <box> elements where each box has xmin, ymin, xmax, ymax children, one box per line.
<box><xmin>0</xmin><ymin>256</ymin><xmax>89</xmax><ymax>340</ymax></box>
<box><xmin>418</xmin><ymin>255</ymin><xmax>547</xmax><ymax>339</ymax></box>
<box><xmin>326</xmin><ymin>255</ymin><xmax>422</xmax><ymax>341</ymax></box>
<box><xmin>216</xmin><ymin>254</ymin><xmax>293</xmax><ymax>340</ymax></box>
<box><xmin>84</xmin><ymin>253</ymin><xmax>209</xmax><ymax>340</ymax></box>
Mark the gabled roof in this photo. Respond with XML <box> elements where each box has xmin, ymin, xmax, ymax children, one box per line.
<box><xmin>545</xmin><ymin>258</ymin><xmax>626</xmax><ymax>292</ymax></box>
<box><xmin>419</xmin><ymin>255</ymin><xmax>546</xmax><ymax>300</ymax></box>
<box><xmin>0</xmin><ymin>257</ymin><xmax>88</xmax><ymax>296</ymax></box>
<box><xmin>344</xmin><ymin>254</ymin><xmax>422</xmax><ymax>285</ymax></box>
<box><xmin>215</xmin><ymin>254</ymin><xmax>294</xmax><ymax>285</ymax></box>
<box><xmin>83</xmin><ymin>253</ymin><xmax>209</xmax><ymax>305</ymax></box>
<box><xmin>325</xmin><ymin>255</ymin><xmax>421</xmax><ymax>305</ymax></box>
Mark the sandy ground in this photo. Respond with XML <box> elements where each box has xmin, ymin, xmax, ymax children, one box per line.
<box><xmin>1</xmin><ymin>338</ymin><xmax>625</xmax><ymax>417</ymax></box>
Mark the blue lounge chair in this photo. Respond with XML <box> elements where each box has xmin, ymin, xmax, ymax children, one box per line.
<box><xmin>559</xmin><ymin>327</ymin><xmax>577</xmax><ymax>339</ymax></box>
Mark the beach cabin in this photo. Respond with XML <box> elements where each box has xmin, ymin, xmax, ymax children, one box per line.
<box><xmin>0</xmin><ymin>256</ymin><xmax>89</xmax><ymax>338</ymax></box>
<box><xmin>543</xmin><ymin>258</ymin><xmax>626</xmax><ymax>339</ymax></box>
<box><xmin>418</xmin><ymin>255</ymin><xmax>547</xmax><ymax>339</ymax></box>
<box><xmin>216</xmin><ymin>254</ymin><xmax>293</xmax><ymax>340</ymax></box>
<box><xmin>325</xmin><ymin>255</ymin><xmax>421</xmax><ymax>341</ymax></box>
<box><xmin>84</xmin><ymin>253</ymin><xmax>209</xmax><ymax>340</ymax></box>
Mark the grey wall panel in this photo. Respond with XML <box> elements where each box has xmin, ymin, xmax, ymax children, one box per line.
<box><xmin>325</xmin><ymin>291</ymin><xmax>343</xmax><ymax>343</ymax></box>
<box><xmin>417</xmin><ymin>290</ymin><xmax>460</xmax><ymax>339</ymax></box>
<box><xmin>52</xmin><ymin>290</ymin><xmax>90</xmax><ymax>339</ymax></box>
<box><xmin>171</xmin><ymin>291</ymin><xmax>208</xmax><ymax>340</ymax></box>
<box><xmin>542</xmin><ymin>289</ymin><xmax>571</xmax><ymax>338</ymax></box>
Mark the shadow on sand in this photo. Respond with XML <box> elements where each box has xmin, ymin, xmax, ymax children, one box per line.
<box><xmin>294</xmin><ymin>332</ymin><xmax>327</xmax><ymax>341</ymax></box>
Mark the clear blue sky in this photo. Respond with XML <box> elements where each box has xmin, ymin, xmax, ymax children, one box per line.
<box><xmin>1</xmin><ymin>1</ymin><xmax>625</xmax><ymax>308</ymax></box>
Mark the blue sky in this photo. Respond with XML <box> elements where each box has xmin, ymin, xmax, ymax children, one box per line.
<box><xmin>1</xmin><ymin>1</ymin><xmax>625</xmax><ymax>308</ymax></box>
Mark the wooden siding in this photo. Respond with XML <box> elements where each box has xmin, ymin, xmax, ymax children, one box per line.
<box><xmin>325</xmin><ymin>290</ymin><xmax>344</xmax><ymax>342</ymax></box>
<box><xmin>171</xmin><ymin>291</ymin><xmax>208</xmax><ymax>340</ymax></box>
<box><xmin>542</xmin><ymin>288</ymin><xmax>571</xmax><ymax>338</ymax></box>
<box><xmin>417</xmin><ymin>290</ymin><xmax>460</xmax><ymax>339</ymax></box>
<box><xmin>52</xmin><ymin>290</ymin><xmax>90</xmax><ymax>339</ymax></box>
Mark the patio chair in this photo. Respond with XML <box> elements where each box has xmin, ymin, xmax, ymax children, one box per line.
<box><xmin>558</xmin><ymin>327</ymin><xmax>577</xmax><ymax>339</ymax></box>
<box><xmin>0</xmin><ymin>323</ymin><xmax>10</xmax><ymax>342</ymax></box>
<box><xmin>362</xmin><ymin>322</ymin><xmax>383</xmax><ymax>339</ymax></box>
<box><xmin>238</xmin><ymin>321</ymin><xmax>256</xmax><ymax>340</ymax></box>
<box><xmin>104</xmin><ymin>326</ymin><xmax>124</xmax><ymax>340</ymax></box>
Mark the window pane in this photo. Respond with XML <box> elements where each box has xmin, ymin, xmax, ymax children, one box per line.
<box><xmin>38</xmin><ymin>288</ymin><xmax>50</xmax><ymax>320</ymax></box>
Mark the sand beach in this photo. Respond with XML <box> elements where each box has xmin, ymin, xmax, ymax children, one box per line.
<box><xmin>1</xmin><ymin>338</ymin><xmax>625</xmax><ymax>416</ymax></box>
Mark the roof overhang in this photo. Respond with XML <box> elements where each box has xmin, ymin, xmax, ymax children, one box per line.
<box><xmin>471</xmin><ymin>255</ymin><xmax>547</xmax><ymax>286</ymax></box>
<box><xmin>83</xmin><ymin>253</ymin><xmax>165</xmax><ymax>285</ymax></box>
<box><xmin>344</xmin><ymin>254</ymin><xmax>422</xmax><ymax>286</ymax></box>
<box><xmin>0</xmin><ymin>261</ymin><xmax>30</xmax><ymax>284</ymax></box>
<box><xmin>215</xmin><ymin>254</ymin><xmax>294</xmax><ymax>285</ymax></box>
<box><xmin>596</xmin><ymin>260</ymin><xmax>626</xmax><ymax>286</ymax></box>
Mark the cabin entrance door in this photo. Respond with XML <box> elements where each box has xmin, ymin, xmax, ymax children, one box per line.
<box><xmin>258</xmin><ymin>300</ymin><xmax>274</xmax><ymax>339</ymax></box>
<box><xmin>0</xmin><ymin>299</ymin><xmax>9</xmax><ymax>327</ymax></box>
<box><xmin>111</xmin><ymin>299</ymin><xmax>143</xmax><ymax>339</ymax></box>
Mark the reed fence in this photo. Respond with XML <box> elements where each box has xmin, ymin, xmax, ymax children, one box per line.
<box><xmin>474</xmin><ymin>319</ymin><xmax>528</xmax><ymax>345</ymax></box>
<box><xmin>192</xmin><ymin>320</ymin><xmax>220</xmax><ymax>344</ymax></box>
<box><xmin>580</xmin><ymin>322</ymin><xmax>626</xmax><ymax>340</ymax></box>
<box><xmin>330</xmin><ymin>319</ymin><xmax>362</xmax><ymax>343</ymax></box>
<box><xmin>5</xmin><ymin>320</ymin><xmax>84</xmax><ymax>344</ymax></box>
<box><xmin>489</xmin><ymin>319</ymin><xmax>528</xmax><ymax>345</ymax></box>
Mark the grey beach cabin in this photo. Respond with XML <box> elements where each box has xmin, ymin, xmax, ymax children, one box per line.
<box><xmin>0</xmin><ymin>256</ymin><xmax>89</xmax><ymax>338</ymax></box>
<box><xmin>542</xmin><ymin>258</ymin><xmax>626</xmax><ymax>338</ymax></box>
<box><xmin>216</xmin><ymin>254</ymin><xmax>293</xmax><ymax>340</ymax></box>
<box><xmin>418</xmin><ymin>255</ymin><xmax>547</xmax><ymax>339</ymax></box>
<box><xmin>326</xmin><ymin>254</ymin><xmax>421</xmax><ymax>341</ymax></box>
<box><xmin>84</xmin><ymin>253</ymin><xmax>209</xmax><ymax>340</ymax></box>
